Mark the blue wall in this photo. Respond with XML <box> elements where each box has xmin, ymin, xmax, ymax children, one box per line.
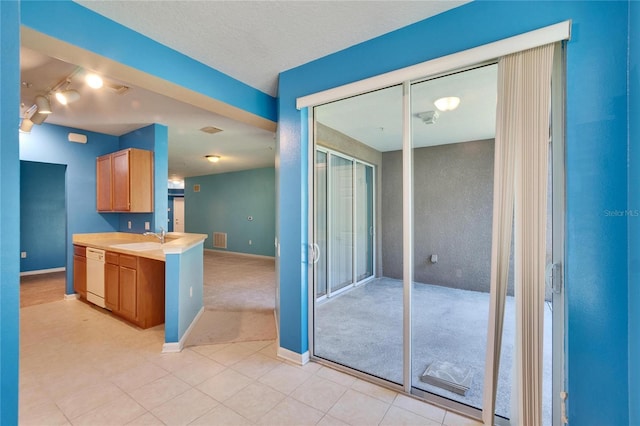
<box><xmin>185</xmin><ymin>168</ymin><xmax>276</xmax><ymax>257</ymax></box>
<box><xmin>118</xmin><ymin>123</ymin><xmax>169</xmax><ymax>234</ymax></box>
<box><xmin>278</xmin><ymin>2</ymin><xmax>630</xmax><ymax>424</ymax></box>
<box><xmin>0</xmin><ymin>1</ymin><xmax>20</xmax><ymax>422</ymax></box>
<box><xmin>164</xmin><ymin>242</ymin><xmax>204</xmax><ymax>343</ymax></box>
<box><xmin>629</xmin><ymin>0</ymin><xmax>640</xmax><ymax>423</ymax></box>
<box><xmin>20</xmin><ymin>161</ymin><xmax>66</xmax><ymax>272</ymax></box>
<box><xmin>20</xmin><ymin>123</ymin><xmax>121</xmax><ymax>293</ymax></box>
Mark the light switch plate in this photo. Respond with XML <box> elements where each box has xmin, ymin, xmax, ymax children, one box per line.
<box><xmin>145</xmin><ymin>222</ymin><xmax>150</xmax><ymax>230</ymax></box>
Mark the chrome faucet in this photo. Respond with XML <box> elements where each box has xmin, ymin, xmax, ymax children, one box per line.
<box><xmin>144</xmin><ymin>226</ymin><xmax>166</xmax><ymax>244</ymax></box>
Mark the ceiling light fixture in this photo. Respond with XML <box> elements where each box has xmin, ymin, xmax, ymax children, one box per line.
<box><xmin>200</xmin><ymin>126</ymin><xmax>223</xmax><ymax>134</ymax></box>
<box><xmin>85</xmin><ymin>73</ymin><xmax>103</xmax><ymax>89</ymax></box>
<box><xmin>34</xmin><ymin>95</ymin><xmax>52</xmax><ymax>114</ymax></box>
<box><xmin>205</xmin><ymin>155</ymin><xmax>221</xmax><ymax>163</ymax></box>
<box><xmin>55</xmin><ymin>88</ymin><xmax>81</xmax><ymax>105</ymax></box>
<box><xmin>19</xmin><ymin>118</ymin><xmax>34</xmax><ymax>133</ymax></box>
<box><xmin>434</xmin><ymin>96</ymin><xmax>461</xmax><ymax>112</ymax></box>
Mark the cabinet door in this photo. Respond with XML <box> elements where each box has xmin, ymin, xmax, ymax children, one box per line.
<box><xmin>119</xmin><ymin>266</ymin><xmax>137</xmax><ymax>322</ymax></box>
<box><xmin>105</xmin><ymin>262</ymin><xmax>119</xmax><ymax>311</ymax></box>
<box><xmin>73</xmin><ymin>255</ymin><xmax>87</xmax><ymax>298</ymax></box>
<box><xmin>112</xmin><ymin>150</ymin><xmax>131</xmax><ymax>211</ymax></box>
<box><xmin>96</xmin><ymin>155</ymin><xmax>112</xmax><ymax>211</ymax></box>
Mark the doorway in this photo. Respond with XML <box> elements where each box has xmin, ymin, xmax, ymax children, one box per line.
<box><xmin>309</xmin><ymin>48</ymin><xmax>564</xmax><ymax>425</ymax></box>
<box><xmin>173</xmin><ymin>197</ymin><xmax>185</xmax><ymax>232</ymax></box>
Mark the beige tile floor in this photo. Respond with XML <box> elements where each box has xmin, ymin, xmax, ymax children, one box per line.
<box><xmin>19</xmin><ymin>298</ymin><xmax>482</xmax><ymax>425</ymax></box>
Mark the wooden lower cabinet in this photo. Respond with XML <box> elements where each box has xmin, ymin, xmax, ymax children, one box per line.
<box><xmin>73</xmin><ymin>245</ymin><xmax>87</xmax><ymax>299</ymax></box>
<box><xmin>119</xmin><ymin>263</ymin><xmax>138</xmax><ymax>322</ymax></box>
<box><xmin>105</xmin><ymin>254</ymin><xmax>119</xmax><ymax>311</ymax></box>
<box><xmin>104</xmin><ymin>251</ymin><xmax>164</xmax><ymax>329</ymax></box>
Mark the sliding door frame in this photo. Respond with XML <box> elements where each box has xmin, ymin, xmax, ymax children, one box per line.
<box><xmin>314</xmin><ymin>145</ymin><xmax>377</xmax><ymax>302</ymax></box>
<box><xmin>304</xmin><ymin>21</ymin><xmax>570</xmax><ymax>425</ymax></box>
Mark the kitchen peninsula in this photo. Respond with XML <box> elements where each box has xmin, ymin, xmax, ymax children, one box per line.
<box><xmin>72</xmin><ymin>232</ymin><xmax>207</xmax><ymax>334</ymax></box>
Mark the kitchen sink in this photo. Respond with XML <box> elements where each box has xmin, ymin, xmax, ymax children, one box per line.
<box><xmin>110</xmin><ymin>242</ymin><xmax>163</xmax><ymax>251</ymax></box>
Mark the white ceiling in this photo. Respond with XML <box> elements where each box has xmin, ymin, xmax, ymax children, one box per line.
<box><xmin>21</xmin><ymin>1</ymin><xmax>472</xmax><ymax>180</ymax></box>
<box><xmin>75</xmin><ymin>0</ymin><xmax>469</xmax><ymax>96</ymax></box>
<box><xmin>316</xmin><ymin>64</ymin><xmax>497</xmax><ymax>152</ymax></box>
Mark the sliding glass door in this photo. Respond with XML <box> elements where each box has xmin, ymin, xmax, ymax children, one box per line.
<box><xmin>310</xmin><ymin>50</ymin><xmax>563</xmax><ymax>425</ymax></box>
<box><xmin>355</xmin><ymin>163</ymin><xmax>374</xmax><ymax>282</ymax></box>
<box><xmin>315</xmin><ymin>148</ymin><xmax>376</xmax><ymax>299</ymax></box>
<box><xmin>329</xmin><ymin>154</ymin><xmax>354</xmax><ymax>293</ymax></box>
<box><xmin>313</xmin><ymin>85</ymin><xmax>403</xmax><ymax>383</ymax></box>
<box><xmin>409</xmin><ymin>65</ymin><xmax>497</xmax><ymax>413</ymax></box>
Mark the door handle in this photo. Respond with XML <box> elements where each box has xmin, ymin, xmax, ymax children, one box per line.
<box><xmin>546</xmin><ymin>262</ymin><xmax>563</xmax><ymax>294</ymax></box>
<box><xmin>312</xmin><ymin>243</ymin><xmax>320</xmax><ymax>264</ymax></box>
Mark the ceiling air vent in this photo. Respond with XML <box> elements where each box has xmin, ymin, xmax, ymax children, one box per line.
<box><xmin>104</xmin><ymin>82</ymin><xmax>130</xmax><ymax>95</ymax></box>
<box><xmin>200</xmin><ymin>126</ymin><xmax>223</xmax><ymax>135</ymax></box>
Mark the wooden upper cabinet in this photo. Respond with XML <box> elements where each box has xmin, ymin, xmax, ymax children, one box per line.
<box><xmin>96</xmin><ymin>155</ymin><xmax>113</xmax><ymax>211</ymax></box>
<box><xmin>97</xmin><ymin>148</ymin><xmax>153</xmax><ymax>212</ymax></box>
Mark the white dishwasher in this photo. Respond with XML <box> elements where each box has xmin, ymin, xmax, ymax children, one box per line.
<box><xmin>86</xmin><ymin>247</ymin><xmax>106</xmax><ymax>308</ymax></box>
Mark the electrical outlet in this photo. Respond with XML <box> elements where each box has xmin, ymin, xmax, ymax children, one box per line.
<box><xmin>21</xmin><ymin>251</ymin><xmax>27</xmax><ymax>259</ymax></box>
<box><xmin>128</xmin><ymin>221</ymin><xmax>132</xmax><ymax>230</ymax></box>
<box><xmin>249</xmin><ymin>240</ymin><xmax>252</xmax><ymax>245</ymax></box>
<box><xmin>145</xmin><ymin>222</ymin><xmax>150</xmax><ymax>230</ymax></box>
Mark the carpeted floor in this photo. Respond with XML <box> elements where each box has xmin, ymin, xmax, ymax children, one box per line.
<box><xmin>20</xmin><ymin>271</ymin><xmax>66</xmax><ymax>308</ymax></box>
<box><xmin>186</xmin><ymin>250</ymin><xmax>277</xmax><ymax>346</ymax></box>
<box><xmin>185</xmin><ymin>310</ymin><xmax>277</xmax><ymax>345</ymax></box>
<box><xmin>315</xmin><ymin>277</ymin><xmax>552</xmax><ymax>423</ymax></box>
<box><xmin>202</xmin><ymin>250</ymin><xmax>276</xmax><ymax>312</ymax></box>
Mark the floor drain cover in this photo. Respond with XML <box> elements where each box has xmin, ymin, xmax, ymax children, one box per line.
<box><xmin>420</xmin><ymin>360</ymin><xmax>473</xmax><ymax>395</ymax></box>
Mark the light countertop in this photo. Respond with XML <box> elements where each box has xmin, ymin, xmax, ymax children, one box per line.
<box><xmin>73</xmin><ymin>232</ymin><xmax>208</xmax><ymax>261</ymax></box>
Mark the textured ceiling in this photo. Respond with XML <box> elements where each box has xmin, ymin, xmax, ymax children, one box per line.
<box><xmin>75</xmin><ymin>0</ymin><xmax>469</xmax><ymax>96</ymax></box>
<box><xmin>22</xmin><ymin>1</ymin><xmax>471</xmax><ymax>180</ymax></box>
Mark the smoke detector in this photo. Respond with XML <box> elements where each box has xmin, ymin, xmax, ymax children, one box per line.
<box><xmin>417</xmin><ymin>111</ymin><xmax>439</xmax><ymax>125</ymax></box>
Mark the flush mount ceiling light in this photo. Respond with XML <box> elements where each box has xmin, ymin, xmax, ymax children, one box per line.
<box><xmin>200</xmin><ymin>126</ymin><xmax>223</xmax><ymax>135</ymax></box>
<box><xmin>205</xmin><ymin>155</ymin><xmax>221</xmax><ymax>163</ymax></box>
<box><xmin>34</xmin><ymin>95</ymin><xmax>52</xmax><ymax>114</ymax></box>
<box><xmin>434</xmin><ymin>96</ymin><xmax>461</xmax><ymax>112</ymax></box>
<box><xmin>85</xmin><ymin>73</ymin><xmax>103</xmax><ymax>89</ymax></box>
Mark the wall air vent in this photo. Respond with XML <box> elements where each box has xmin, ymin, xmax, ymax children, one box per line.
<box><xmin>213</xmin><ymin>232</ymin><xmax>227</xmax><ymax>249</ymax></box>
<box><xmin>200</xmin><ymin>126</ymin><xmax>223</xmax><ymax>134</ymax></box>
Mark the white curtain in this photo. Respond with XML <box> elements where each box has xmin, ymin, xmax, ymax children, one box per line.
<box><xmin>483</xmin><ymin>43</ymin><xmax>555</xmax><ymax>426</ymax></box>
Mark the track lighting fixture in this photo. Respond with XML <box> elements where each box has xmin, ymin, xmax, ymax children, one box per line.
<box><xmin>34</xmin><ymin>95</ymin><xmax>52</xmax><ymax>114</ymax></box>
<box><xmin>55</xmin><ymin>88</ymin><xmax>81</xmax><ymax>105</ymax></box>
<box><xmin>19</xmin><ymin>68</ymin><xmax>107</xmax><ymax>133</ymax></box>
<box><xmin>85</xmin><ymin>73</ymin><xmax>103</xmax><ymax>89</ymax></box>
<box><xmin>19</xmin><ymin>118</ymin><xmax>34</xmax><ymax>133</ymax></box>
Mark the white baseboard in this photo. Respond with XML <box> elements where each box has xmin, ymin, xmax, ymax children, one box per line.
<box><xmin>204</xmin><ymin>248</ymin><xmax>275</xmax><ymax>260</ymax></box>
<box><xmin>162</xmin><ymin>306</ymin><xmax>205</xmax><ymax>353</ymax></box>
<box><xmin>64</xmin><ymin>293</ymin><xmax>80</xmax><ymax>300</ymax></box>
<box><xmin>20</xmin><ymin>267</ymin><xmax>65</xmax><ymax>276</ymax></box>
<box><xmin>277</xmin><ymin>347</ymin><xmax>309</xmax><ymax>365</ymax></box>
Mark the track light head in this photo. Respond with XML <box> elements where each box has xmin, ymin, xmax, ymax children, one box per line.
<box><xmin>55</xmin><ymin>89</ymin><xmax>80</xmax><ymax>105</ymax></box>
<box><xmin>34</xmin><ymin>95</ymin><xmax>52</xmax><ymax>114</ymax></box>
